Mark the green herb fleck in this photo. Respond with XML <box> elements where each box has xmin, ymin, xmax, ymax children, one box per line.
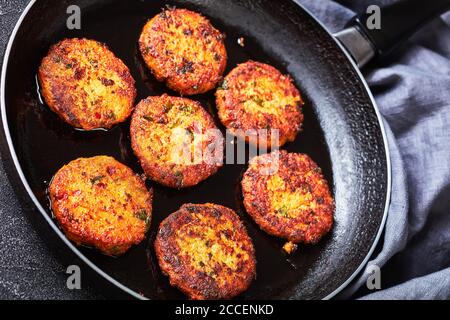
<box><xmin>218</xmin><ymin>79</ymin><xmax>229</xmax><ymax>90</ymax></box>
<box><xmin>301</xmin><ymin>185</ymin><xmax>310</xmax><ymax>193</ymax></box>
<box><xmin>169</xmin><ymin>118</ymin><xmax>182</xmax><ymax>129</ymax></box>
<box><xmin>277</xmin><ymin>206</ymin><xmax>290</xmax><ymax>218</ymax></box>
<box><xmin>134</xmin><ymin>209</ymin><xmax>148</xmax><ymax>221</ymax></box>
<box><xmin>142</xmin><ymin>46</ymin><xmax>151</xmax><ymax>55</ymax></box>
<box><xmin>174</xmin><ymin>171</ymin><xmax>184</xmax><ymax>187</ymax></box>
<box><xmin>163</xmin><ymin>102</ymin><xmax>174</xmax><ymax>113</ymax></box>
<box><xmin>88</xmin><ymin>59</ymin><xmax>98</xmax><ymax>68</ymax></box>
<box><xmin>91</xmin><ymin>98</ymin><xmax>100</xmax><ymax>107</ymax></box>
<box><xmin>90</xmin><ymin>175</ymin><xmax>105</xmax><ymax>185</ymax></box>
<box><xmin>179</xmin><ymin>104</ymin><xmax>194</xmax><ymax>115</ymax></box>
<box><xmin>107</xmin><ymin>111</ymin><xmax>116</xmax><ymax>120</ymax></box>
<box><xmin>143</xmin><ymin>115</ymin><xmax>154</xmax><ymax>122</ymax></box>
<box><xmin>109</xmin><ymin>246</ymin><xmax>122</xmax><ymax>256</ymax></box>
<box><xmin>252</xmin><ymin>95</ymin><xmax>265</xmax><ymax>106</ymax></box>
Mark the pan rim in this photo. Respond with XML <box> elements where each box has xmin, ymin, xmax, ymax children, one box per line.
<box><xmin>0</xmin><ymin>0</ymin><xmax>391</xmax><ymax>300</ymax></box>
<box><xmin>294</xmin><ymin>1</ymin><xmax>391</xmax><ymax>300</ymax></box>
<box><xmin>0</xmin><ymin>0</ymin><xmax>146</xmax><ymax>301</ymax></box>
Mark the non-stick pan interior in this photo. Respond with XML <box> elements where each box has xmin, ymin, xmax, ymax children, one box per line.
<box><xmin>2</xmin><ymin>0</ymin><xmax>388</xmax><ymax>299</ymax></box>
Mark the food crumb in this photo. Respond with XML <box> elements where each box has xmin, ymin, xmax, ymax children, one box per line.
<box><xmin>283</xmin><ymin>241</ymin><xmax>298</xmax><ymax>254</ymax></box>
<box><xmin>238</xmin><ymin>37</ymin><xmax>245</xmax><ymax>47</ymax></box>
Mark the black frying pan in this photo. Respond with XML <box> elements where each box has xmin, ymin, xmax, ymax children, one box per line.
<box><xmin>1</xmin><ymin>0</ymin><xmax>448</xmax><ymax>300</ymax></box>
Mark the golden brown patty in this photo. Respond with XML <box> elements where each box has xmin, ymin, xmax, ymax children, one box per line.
<box><xmin>155</xmin><ymin>203</ymin><xmax>256</xmax><ymax>300</ymax></box>
<box><xmin>139</xmin><ymin>8</ymin><xmax>227</xmax><ymax>95</ymax></box>
<box><xmin>241</xmin><ymin>150</ymin><xmax>334</xmax><ymax>244</ymax></box>
<box><xmin>38</xmin><ymin>38</ymin><xmax>136</xmax><ymax>130</ymax></box>
<box><xmin>49</xmin><ymin>156</ymin><xmax>152</xmax><ymax>256</ymax></box>
<box><xmin>130</xmin><ymin>94</ymin><xmax>224</xmax><ymax>189</ymax></box>
<box><xmin>216</xmin><ymin>61</ymin><xmax>304</xmax><ymax>148</ymax></box>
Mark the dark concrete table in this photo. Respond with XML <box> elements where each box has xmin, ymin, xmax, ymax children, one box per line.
<box><xmin>0</xmin><ymin>0</ymin><xmax>99</xmax><ymax>300</ymax></box>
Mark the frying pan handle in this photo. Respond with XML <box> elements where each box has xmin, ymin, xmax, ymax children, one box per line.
<box><xmin>335</xmin><ymin>0</ymin><xmax>450</xmax><ymax>67</ymax></box>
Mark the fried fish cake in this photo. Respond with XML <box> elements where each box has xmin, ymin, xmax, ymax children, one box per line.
<box><xmin>154</xmin><ymin>203</ymin><xmax>256</xmax><ymax>300</ymax></box>
<box><xmin>216</xmin><ymin>61</ymin><xmax>304</xmax><ymax>148</ymax></box>
<box><xmin>241</xmin><ymin>150</ymin><xmax>334</xmax><ymax>244</ymax></box>
<box><xmin>49</xmin><ymin>156</ymin><xmax>152</xmax><ymax>256</ymax></box>
<box><xmin>39</xmin><ymin>38</ymin><xmax>136</xmax><ymax>130</ymax></box>
<box><xmin>130</xmin><ymin>94</ymin><xmax>224</xmax><ymax>189</ymax></box>
<box><xmin>139</xmin><ymin>8</ymin><xmax>227</xmax><ymax>95</ymax></box>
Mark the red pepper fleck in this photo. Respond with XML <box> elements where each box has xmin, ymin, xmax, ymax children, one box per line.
<box><xmin>55</xmin><ymin>192</ymin><xmax>68</xmax><ymax>200</ymax></box>
<box><xmin>95</xmin><ymin>112</ymin><xmax>101</xmax><ymax>119</ymax></box>
<box><xmin>106</xmin><ymin>166</ymin><xmax>116</xmax><ymax>176</ymax></box>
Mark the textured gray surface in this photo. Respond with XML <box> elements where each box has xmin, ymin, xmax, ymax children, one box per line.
<box><xmin>0</xmin><ymin>0</ymin><xmax>98</xmax><ymax>300</ymax></box>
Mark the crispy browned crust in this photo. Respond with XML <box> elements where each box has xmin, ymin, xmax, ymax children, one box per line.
<box><xmin>49</xmin><ymin>156</ymin><xmax>152</xmax><ymax>256</ymax></box>
<box><xmin>241</xmin><ymin>150</ymin><xmax>334</xmax><ymax>244</ymax></box>
<box><xmin>154</xmin><ymin>203</ymin><xmax>256</xmax><ymax>300</ymax></box>
<box><xmin>139</xmin><ymin>8</ymin><xmax>227</xmax><ymax>95</ymax></box>
<box><xmin>38</xmin><ymin>38</ymin><xmax>136</xmax><ymax>130</ymax></box>
<box><xmin>216</xmin><ymin>61</ymin><xmax>304</xmax><ymax>148</ymax></box>
<box><xmin>130</xmin><ymin>94</ymin><xmax>224</xmax><ymax>189</ymax></box>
